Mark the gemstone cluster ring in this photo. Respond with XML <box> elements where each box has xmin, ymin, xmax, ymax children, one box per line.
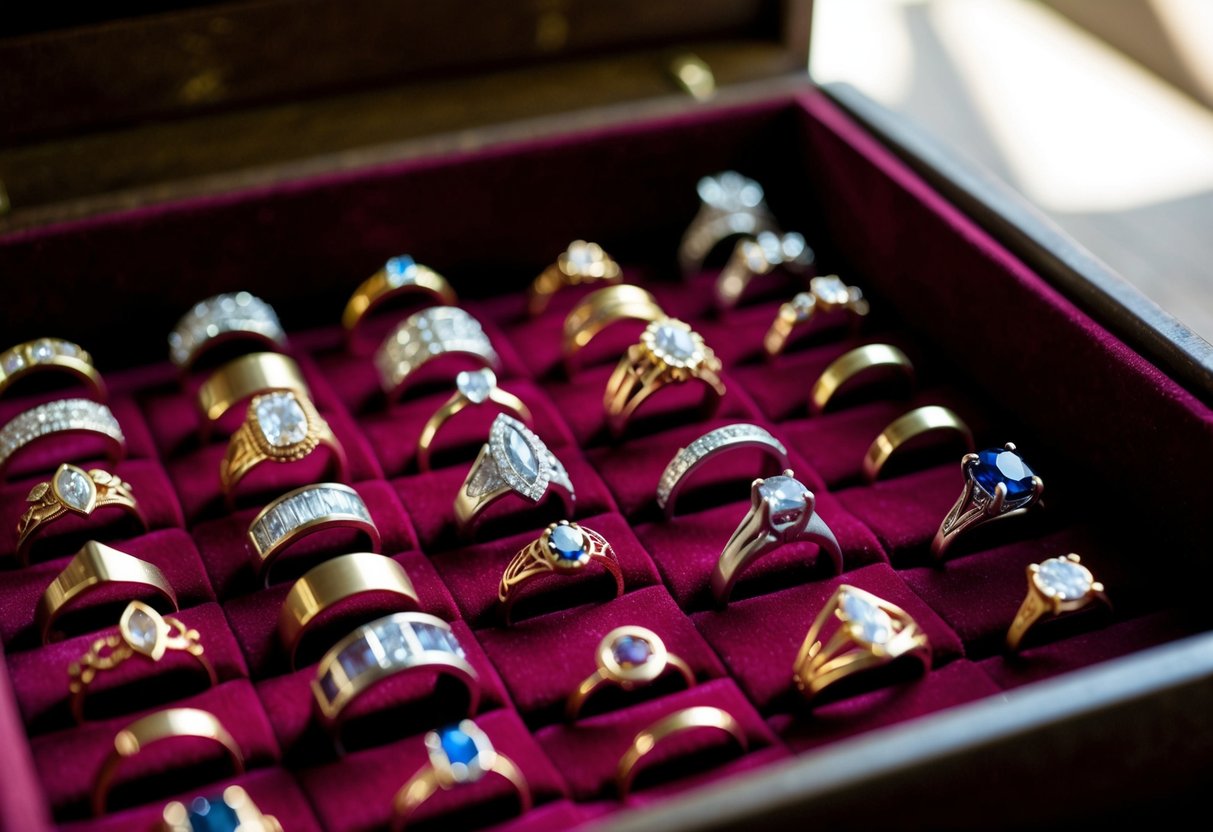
<box><xmin>762</xmin><ymin>275</ymin><xmax>870</xmax><ymax>358</ymax></box>
<box><xmin>678</xmin><ymin>171</ymin><xmax>779</xmax><ymax>275</ymax></box>
<box><xmin>0</xmin><ymin>398</ymin><xmax>125</xmax><ymax>480</ymax></box>
<box><xmin>375</xmin><ymin>306</ymin><xmax>499</xmax><ymax>400</ymax></box>
<box><xmin>0</xmin><ymin>337</ymin><xmax>106</xmax><ymax>401</ymax></box>
<box><xmin>391</xmin><ymin>719</ymin><xmax>532</xmax><ymax>831</ymax></box>
<box><xmin>792</xmin><ymin>584</ymin><xmax>931</xmax><ymax>702</ymax></box>
<box><xmin>343</xmin><ymin>255</ymin><xmax>458</xmax><ymax>354</ymax></box>
<box><xmin>161</xmin><ymin>785</ymin><xmax>282</xmax><ymax>832</ymax></box>
<box><xmin>1006</xmin><ymin>554</ymin><xmax>1108</xmax><ymax>651</ymax></box>
<box><xmin>416</xmin><ymin>368</ymin><xmax>533</xmax><ymax>472</ymax></box>
<box><xmin>656</xmin><ymin>423</ymin><xmax>789</xmax><ymax>518</ymax></box>
<box><xmin>497</xmin><ymin>520</ymin><xmax>623</xmax><ymax>625</ymax></box>
<box><xmin>931</xmin><ymin>443</ymin><xmax>1043</xmax><ymax>561</ymax></box>
<box><xmin>528</xmin><ymin>240</ymin><xmax>623</xmax><ymax>316</ymax></box>
<box><xmin>711</xmin><ymin>470</ymin><xmax>842</xmax><ymax>605</ymax></box>
<box><xmin>168</xmin><ymin>292</ymin><xmax>286</xmax><ymax>371</ymax></box>
<box><xmin>565</xmin><ymin>625</ymin><xmax>694</xmax><ymax>720</ymax></box>
<box><xmin>715</xmin><ymin>231</ymin><xmax>814</xmax><ymax>311</ymax></box>
<box><xmin>16</xmin><ymin>463</ymin><xmax>146</xmax><ymax>566</ymax></box>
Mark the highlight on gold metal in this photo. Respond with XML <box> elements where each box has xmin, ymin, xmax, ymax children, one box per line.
<box><xmin>670</xmin><ymin>53</ymin><xmax>717</xmax><ymax>101</ymax></box>
<box><xmin>195</xmin><ymin>351</ymin><xmax>310</xmax><ymax>426</ymax></box>
<box><xmin>0</xmin><ymin>337</ymin><xmax>106</xmax><ymax>401</ymax></box>
<box><xmin>615</xmin><ymin>706</ymin><xmax>748</xmax><ymax>799</ymax></box>
<box><xmin>528</xmin><ymin>240</ymin><xmax>623</xmax><ymax>316</ymax></box>
<box><xmin>562</xmin><ymin>284</ymin><xmax>666</xmax><ymax>375</ymax></box>
<box><xmin>808</xmin><ymin>343</ymin><xmax>915</xmax><ymax>416</ymax></box>
<box><xmin>342</xmin><ymin>255</ymin><xmax>458</xmax><ymax>354</ymax></box>
<box><xmin>862</xmin><ymin>405</ymin><xmax>974</xmax><ymax>483</ymax></box>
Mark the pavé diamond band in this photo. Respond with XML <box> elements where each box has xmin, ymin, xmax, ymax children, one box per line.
<box><xmin>656</xmin><ymin>423</ymin><xmax>789</xmax><ymax>518</ymax></box>
<box><xmin>0</xmin><ymin>398</ymin><xmax>125</xmax><ymax>480</ymax></box>
<box><xmin>169</xmin><ymin>292</ymin><xmax>286</xmax><ymax>370</ymax></box>
<box><xmin>375</xmin><ymin>306</ymin><xmax>499</xmax><ymax>399</ymax></box>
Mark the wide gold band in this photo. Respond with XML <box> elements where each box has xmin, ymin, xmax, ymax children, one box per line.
<box><xmin>36</xmin><ymin>541</ymin><xmax>178</xmax><ymax>645</ymax></box>
<box><xmin>615</xmin><ymin>706</ymin><xmax>748</xmax><ymax>799</ymax></box>
<box><xmin>862</xmin><ymin>405</ymin><xmax>974</xmax><ymax>483</ymax></box>
<box><xmin>416</xmin><ymin>371</ymin><xmax>533</xmax><ymax>473</ymax></box>
<box><xmin>16</xmin><ymin>465</ymin><xmax>146</xmax><ymax>566</ymax></box>
<box><xmin>562</xmin><ymin>284</ymin><xmax>666</xmax><ymax>375</ymax></box>
<box><xmin>342</xmin><ymin>257</ymin><xmax>458</xmax><ymax>353</ymax></box>
<box><xmin>497</xmin><ymin>522</ymin><xmax>624</xmax><ymax>625</ymax></box>
<box><xmin>196</xmin><ymin>352</ymin><xmax>310</xmax><ymax>426</ymax></box>
<box><xmin>91</xmin><ymin>707</ymin><xmax>243</xmax><ymax>816</ymax></box>
<box><xmin>808</xmin><ymin>343</ymin><xmax>915</xmax><ymax>416</ymax></box>
<box><xmin>0</xmin><ymin>338</ymin><xmax>106</xmax><ymax>401</ymax></box>
<box><xmin>566</xmin><ymin>625</ymin><xmax>695</xmax><ymax>721</ymax></box>
<box><xmin>528</xmin><ymin>240</ymin><xmax>623</xmax><ymax>316</ymax></box>
<box><xmin>279</xmin><ymin>552</ymin><xmax>419</xmax><ymax>669</ymax></box>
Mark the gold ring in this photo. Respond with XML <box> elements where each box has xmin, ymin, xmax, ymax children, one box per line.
<box><xmin>1006</xmin><ymin>554</ymin><xmax>1109</xmax><ymax>651</ymax></box>
<box><xmin>808</xmin><ymin>343</ymin><xmax>915</xmax><ymax>416</ymax></box>
<box><xmin>196</xmin><ymin>352</ymin><xmax>309</xmax><ymax>427</ymax></box>
<box><xmin>161</xmin><ymin>785</ymin><xmax>282</xmax><ymax>832</ymax></box>
<box><xmin>762</xmin><ymin>276</ymin><xmax>870</xmax><ymax>358</ymax></box>
<box><xmin>498</xmin><ymin>520</ymin><xmax>623</xmax><ymax>625</ymax></box>
<box><xmin>603</xmin><ymin>318</ymin><xmax>725</xmax><ymax>438</ymax></box>
<box><xmin>169</xmin><ymin>292</ymin><xmax>286</xmax><ymax>371</ymax></box>
<box><xmin>279</xmin><ymin>552</ymin><xmax>419</xmax><ymax>669</ymax></box>
<box><xmin>0</xmin><ymin>398</ymin><xmax>125</xmax><ymax>481</ymax></box>
<box><xmin>247</xmin><ymin>483</ymin><xmax>381</xmax><ymax>586</ymax></box>
<box><xmin>416</xmin><ymin>368</ymin><xmax>533</xmax><ymax>472</ymax></box>
<box><xmin>615</xmin><ymin>706</ymin><xmax>748</xmax><ymax>800</ymax></box>
<box><xmin>528</xmin><ymin>240</ymin><xmax>622</xmax><ymax>316</ymax></box>
<box><xmin>562</xmin><ymin>284</ymin><xmax>666</xmax><ymax>375</ymax></box>
<box><xmin>862</xmin><ymin>405</ymin><xmax>974</xmax><ymax>483</ymax></box>
<box><xmin>678</xmin><ymin>171</ymin><xmax>779</xmax><ymax>275</ymax></box>
<box><xmin>342</xmin><ymin>255</ymin><xmax>458</xmax><ymax>354</ymax></box>
<box><xmin>565</xmin><ymin>625</ymin><xmax>694</xmax><ymax>721</ymax></box>
<box><xmin>68</xmin><ymin>600</ymin><xmax>216</xmax><ymax>724</ymax></box>
<box><xmin>91</xmin><ymin>707</ymin><xmax>243</xmax><ymax>816</ymax></box>
<box><xmin>220</xmin><ymin>390</ymin><xmax>347</xmax><ymax>500</ymax></box>
<box><xmin>715</xmin><ymin>231</ymin><xmax>813</xmax><ymax>311</ymax></box>
<box><xmin>37</xmin><ymin>541</ymin><xmax>178</xmax><ymax>645</ymax></box>
<box><xmin>375</xmin><ymin>306</ymin><xmax>499</xmax><ymax>400</ymax></box>
<box><xmin>16</xmin><ymin>464</ymin><xmax>146</xmax><ymax>566</ymax></box>
<box><xmin>931</xmin><ymin>443</ymin><xmax>1044</xmax><ymax>561</ymax></box>
<box><xmin>453</xmin><ymin>415</ymin><xmax>574</xmax><ymax>541</ymax></box>
<box><xmin>0</xmin><ymin>338</ymin><xmax>106</xmax><ymax>401</ymax></box>
<box><xmin>390</xmin><ymin>719</ymin><xmax>532</xmax><ymax>831</ymax></box>
<box><xmin>792</xmin><ymin>584</ymin><xmax>931</xmax><ymax>702</ymax></box>
<box><xmin>313</xmin><ymin>613</ymin><xmax>479</xmax><ymax>748</ymax></box>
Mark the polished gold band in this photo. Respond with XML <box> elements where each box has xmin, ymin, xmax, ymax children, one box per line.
<box><xmin>808</xmin><ymin>343</ymin><xmax>915</xmax><ymax>415</ymax></box>
<box><xmin>615</xmin><ymin>706</ymin><xmax>748</xmax><ymax>799</ymax></box>
<box><xmin>342</xmin><ymin>257</ymin><xmax>458</xmax><ymax>353</ymax></box>
<box><xmin>196</xmin><ymin>352</ymin><xmax>310</xmax><ymax>425</ymax></box>
<box><xmin>16</xmin><ymin>465</ymin><xmax>146</xmax><ymax>566</ymax></box>
<box><xmin>562</xmin><ymin>284</ymin><xmax>665</xmax><ymax>374</ymax></box>
<box><xmin>0</xmin><ymin>338</ymin><xmax>106</xmax><ymax>401</ymax></box>
<box><xmin>862</xmin><ymin>405</ymin><xmax>974</xmax><ymax>483</ymax></box>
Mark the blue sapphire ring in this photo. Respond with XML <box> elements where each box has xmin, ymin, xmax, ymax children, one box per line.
<box><xmin>343</xmin><ymin>255</ymin><xmax>458</xmax><ymax>355</ymax></box>
<box><xmin>566</xmin><ymin>625</ymin><xmax>694</xmax><ymax>720</ymax></box>
<box><xmin>391</xmin><ymin>719</ymin><xmax>532</xmax><ymax>830</ymax></box>
<box><xmin>711</xmin><ymin>470</ymin><xmax>843</xmax><ymax>605</ymax></box>
<box><xmin>1006</xmin><ymin>554</ymin><xmax>1108</xmax><ymax>651</ymax></box>
<box><xmin>498</xmin><ymin>520</ymin><xmax>624</xmax><ymax>625</ymax></box>
<box><xmin>161</xmin><ymin>785</ymin><xmax>281</xmax><ymax>832</ymax></box>
<box><xmin>931</xmin><ymin>443</ymin><xmax>1044</xmax><ymax>561</ymax></box>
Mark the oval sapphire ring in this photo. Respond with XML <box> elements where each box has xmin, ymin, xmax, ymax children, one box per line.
<box><xmin>931</xmin><ymin>443</ymin><xmax>1043</xmax><ymax>561</ymax></box>
<box><xmin>565</xmin><ymin>625</ymin><xmax>694</xmax><ymax>720</ymax></box>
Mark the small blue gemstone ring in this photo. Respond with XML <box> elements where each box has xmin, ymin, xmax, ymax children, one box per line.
<box><xmin>160</xmin><ymin>785</ymin><xmax>282</xmax><ymax>832</ymax></box>
<box><xmin>931</xmin><ymin>442</ymin><xmax>1044</xmax><ymax>561</ymax></box>
<box><xmin>497</xmin><ymin>520</ymin><xmax>624</xmax><ymax>625</ymax></box>
<box><xmin>566</xmin><ymin>625</ymin><xmax>695</xmax><ymax>721</ymax></box>
<box><xmin>391</xmin><ymin>718</ymin><xmax>532</xmax><ymax>830</ymax></box>
<box><xmin>342</xmin><ymin>256</ymin><xmax>457</xmax><ymax>355</ymax></box>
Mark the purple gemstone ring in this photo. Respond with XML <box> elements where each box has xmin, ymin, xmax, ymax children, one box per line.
<box><xmin>565</xmin><ymin>625</ymin><xmax>695</xmax><ymax>721</ymax></box>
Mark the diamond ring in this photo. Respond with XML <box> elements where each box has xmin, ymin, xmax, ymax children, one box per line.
<box><xmin>342</xmin><ymin>255</ymin><xmax>458</xmax><ymax>355</ymax></box>
<box><xmin>453</xmin><ymin>414</ymin><xmax>574</xmax><ymax>540</ymax></box>
<box><xmin>678</xmin><ymin>172</ymin><xmax>779</xmax><ymax>275</ymax></box>
<box><xmin>656</xmin><ymin>423</ymin><xmax>789</xmax><ymax>518</ymax></box>
<box><xmin>0</xmin><ymin>398</ymin><xmax>124</xmax><ymax>481</ymax></box>
<box><xmin>0</xmin><ymin>337</ymin><xmax>106</xmax><ymax>401</ymax></box>
<box><xmin>1006</xmin><ymin>554</ymin><xmax>1109</xmax><ymax>651</ymax></box>
<box><xmin>615</xmin><ymin>706</ymin><xmax>748</xmax><ymax>800</ymax></box>
<box><xmin>562</xmin><ymin>283</ymin><xmax>666</xmax><ymax>375</ymax></box>
<box><xmin>391</xmin><ymin>719</ymin><xmax>532</xmax><ymax>831</ymax></box>
<box><xmin>497</xmin><ymin>520</ymin><xmax>624</xmax><ymax>625</ymax></box>
<box><xmin>762</xmin><ymin>276</ymin><xmax>870</xmax><ymax>358</ymax></box>
<box><xmin>792</xmin><ymin>584</ymin><xmax>931</xmax><ymax>702</ymax></box>
<box><xmin>416</xmin><ymin>368</ymin><xmax>533</xmax><ymax>472</ymax></box>
<box><xmin>711</xmin><ymin>469</ymin><xmax>842</xmax><ymax>605</ymax></box>
<box><xmin>715</xmin><ymin>231</ymin><xmax>814</xmax><ymax>311</ymax></box>
<box><xmin>168</xmin><ymin>292</ymin><xmax>286</xmax><ymax>371</ymax></box>
<box><xmin>161</xmin><ymin>785</ymin><xmax>282</xmax><ymax>832</ymax></box>
<box><xmin>528</xmin><ymin>240</ymin><xmax>623</xmax><ymax>316</ymax></box>
<box><xmin>862</xmin><ymin>405</ymin><xmax>974</xmax><ymax>483</ymax></box>
<box><xmin>16</xmin><ymin>464</ymin><xmax>146</xmax><ymax>566</ymax></box>
<box><xmin>931</xmin><ymin>443</ymin><xmax>1044</xmax><ymax>561</ymax></box>
<box><xmin>375</xmin><ymin>306</ymin><xmax>499</xmax><ymax>400</ymax></box>
<box><xmin>565</xmin><ymin>625</ymin><xmax>695</xmax><ymax>721</ymax></box>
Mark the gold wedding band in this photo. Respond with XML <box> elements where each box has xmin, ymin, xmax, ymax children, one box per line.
<box><xmin>343</xmin><ymin>256</ymin><xmax>458</xmax><ymax>353</ymax></box>
<box><xmin>562</xmin><ymin>284</ymin><xmax>665</xmax><ymax>375</ymax></box>
<box><xmin>0</xmin><ymin>338</ymin><xmax>106</xmax><ymax>401</ymax></box>
<box><xmin>862</xmin><ymin>405</ymin><xmax>973</xmax><ymax>483</ymax></box>
<box><xmin>16</xmin><ymin>464</ymin><xmax>146</xmax><ymax>566</ymax></box>
<box><xmin>615</xmin><ymin>706</ymin><xmax>748</xmax><ymax>799</ymax></box>
<box><xmin>196</xmin><ymin>352</ymin><xmax>309</xmax><ymax>426</ymax></box>
<box><xmin>528</xmin><ymin>240</ymin><xmax>622</xmax><ymax>316</ymax></box>
<box><xmin>809</xmin><ymin>344</ymin><xmax>915</xmax><ymax>416</ymax></box>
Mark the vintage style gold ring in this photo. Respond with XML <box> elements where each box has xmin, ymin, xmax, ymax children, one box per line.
<box><xmin>762</xmin><ymin>276</ymin><xmax>870</xmax><ymax>358</ymax></box>
<box><xmin>247</xmin><ymin>483</ymin><xmax>380</xmax><ymax>585</ymax></box>
<box><xmin>343</xmin><ymin>255</ymin><xmax>458</xmax><ymax>353</ymax></box>
<box><xmin>453</xmin><ymin>414</ymin><xmax>574</xmax><ymax>540</ymax></box>
<box><xmin>562</xmin><ymin>284</ymin><xmax>666</xmax><ymax>375</ymax></box>
<box><xmin>932</xmin><ymin>443</ymin><xmax>1044</xmax><ymax>561</ymax></box>
<box><xmin>92</xmin><ymin>707</ymin><xmax>243</xmax><ymax>816</ymax></box>
<box><xmin>566</xmin><ymin>626</ymin><xmax>694</xmax><ymax>721</ymax></box>
<box><xmin>715</xmin><ymin>231</ymin><xmax>813</xmax><ymax>310</ymax></box>
<box><xmin>528</xmin><ymin>240</ymin><xmax>622</xmax><ymax>316</ymax></box>
<box><xmin>792</xmin><ymin>584</ymin><xmax>931</xmax><ymax>702</ymax></box>
<box><xmin>196</xmin><ymin>352</ymin><xmax>309</xmax><ymax>427</ymax></box>
<box><xmin>603</xmin><ymin>318</ymin><xmax>725</xmax><ymax>437</ymax></box>
<box><xmin>862</xmin><ymin>405</ymin><xmax>974</xmax><ymax>483</ymax></box>
<box><xmin>616</xmin><ymin>706</ymin><xmax>748</xmax><ymax>800</ymax></box>
<box><xmin>656</xmin><ymin>423</ymin><xmax>789</xmax><ymax>518</ymax></box>
<box><xmin>220</xmin><ymin>390</ymin><xmax>347</xmax><ymax>500</ymax></box>
<box><xmin>69</xmin><ymin>600</ymin><xmax>216</xmax><ymax>724</ymax></box>
<box><xmin>169</xmin><ymin>292</ymin><xmax>286</xmax><ymax>371</ymax></box>
<box><xmin>279</xmin><ymin>552</ymin><xmax>419</xmax><ymax>669</ymax></box>
<box><xmin>391</xmin><ymin>719</ymin><xmax>531</xmax><ymax>831</ymax></box>
<box><xmin>417</xmin><ymin>368</ymin><xmax>532</xmax><ymax>472</ymax></box>
<box><xmin>0</xmin><ymin>338</ymin><xmax>106</xmax><ymax>401</ymax></box>
<box><xmin>37</xmin><ymin>541</ymin><xmax>178</xmax><ymax>645</ymax></box>
<box><xmin>16</xmin><ymin>464</ymin><xmax>146</xmax><ymax>566</ymax></box>
<box><xmin>0</xmin><ymin>398</ymin><xmax>125</xmax><ymax>480</ymax></box>
<box><xmin>161</xmin><ymin>785</ymin><xmax>282</xmax><ymax>832</ymax></box>
<box><xmin>712</xmin><ymin>470</ymin><xmax>842</xmax><ymax>606</ymax></box>
<box><xmin>678</xmin><ymin>171</ymin><xmax>779</xmax><ymax>275</ymax></box>
<box><xmin>375</xmin><ymin>306</ymin><xmax>500</xmax><ymax>400</ymax></box>
<box><xmin>808</xmin><ymin>343</ymin><xmax>915</xmax><ymax>415</ymax></box>
<box><xmin>498</xmin><ymin>520</ymin><xmax>623</xmax><ymax>625</ymax></box>
<box><xmin>1006</xmin><ymin>554</ymin><xmax>1108</xmax><ymax>651</ymax></box>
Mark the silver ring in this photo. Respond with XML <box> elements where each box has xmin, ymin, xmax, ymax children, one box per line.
<box><xmin>0</xmin><ymin>398</ymin><xmax>125</xmax><ymax>479</ymax></box>
<box><xmin>656</xmin><ymin>424</ymin><xmax>789</xmax><ymax>518</ymax></box>
<box><xmin>678</xmin><ymin>172</ymin><xmax>779</xmax><ymax>275</ymax></box>
<box><xmin>168</xmin><ymin>292</ymin><xmax>286</xmax><ymax>370</ymax></box>
<box><xmin>715</xmin><ymin>231</ymin><xmax>814</xmax><ymax>310</ymax></box>
<box><xmin>374</xmin><ymin>306</ymin><xmax>500</xmax><ymax>399</ymax></box>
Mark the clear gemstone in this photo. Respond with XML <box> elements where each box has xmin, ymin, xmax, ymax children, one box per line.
<box><xmin>55</xmin><ymin>466</ymin><xmax>94</xmax><ymax>511</ymax></box>
<box><xmin>549</xmin><ymin>524</ymin><xmax>586</xmax><ymax>562</ymax></box>
<box><xmin>414</xmin><ymin>622</ymin><xmax>450</xmax><ymax>652</ymax></box>
<box><xmin>566</xmin><ymin>241</ymin><xmax>596</xmax><ymax>270</ymax></box>
<box><xmin>757</xmin><ymin>475</ymin><xmax>809</xmax><ymax>531</ymax></box>
<box><xmin>125</xmin><ymin>608</ymin><xmax>158</xmax><ymax>652</ymax></box>
<box><xmin>374</xmin><ymin>622</ymin><xmax>409</xmax><ymax>662</ymax></box>
<box><xmin>438</xmin><ymin>724</ymin><xmax>480</xmax><ymax>769</ymax></box>
<box><xmin>30</xmin><ymin>339</ymin><xmax>55</xmax><ymax>362</ymax></box>
<box><xmin>698</xmin><ymin>172</ymin><xmax>764</xmax><ymax>211</ymax></box>
<box><xmin>812</xmin><ymin>276</ymin><xmax>850</xmax><ymax>305</ymax></box>
<box><xmin>255</xmin><ymin>392</ymin><xmax>309</xmax><ymax>447</ymax></box>
<box><xmin>457</xmin><ymin>369</ymin><xmax>494</xmax><ymax>404</ymax></box>
<box><xmin>790</xmin><ymin>292</ymin><xmax>815</xmax><ymax>316</ymax></box>
<box><xmin>1035</xmin><ymin>558</ymin><xmax>1093</xmax><ymax>600</ymax></box>
<box><xmin>58</xmin><ymin>341</ymin><xmax>79</xmax><ymax>358</ymax></box>
<box><xmin>842</xmin><ymin>592</ymin><xmax>894</xmax><ymax>645</ymax></box>
<box><xmin>652</xmin><ymin>323</ymin><xmax>696</xmax><ymax>362</ymax></box>
<box><xmin>2</xmin><ymin>352</ymin><xmax>24</xmax><ymax>374</ymax></box>
<box><xmin>505</xmin><ymin>426</ymin><xmax>539</xmax><ymax>482</ymax></box>
<box><xmin>612</xmin><ymin>635</ymin><xmax>652</xmax><ymax>667</ymax></box>
<box><xmin>338</xmin><ymin>640</ymin><xmax>376</xmax><ymax>678</ymax></box>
